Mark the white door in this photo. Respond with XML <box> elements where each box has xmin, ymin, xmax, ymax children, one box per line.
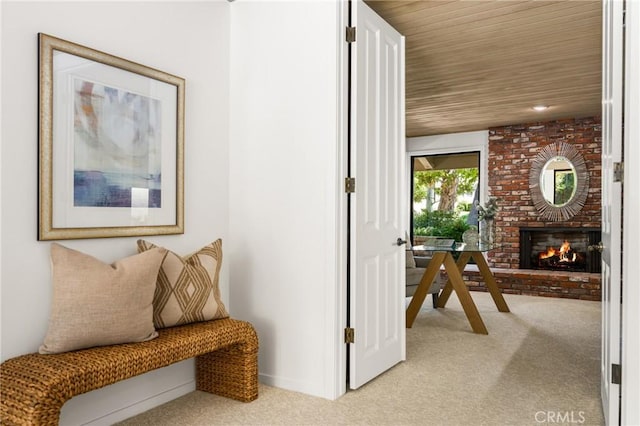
<box><xmin>622</xmin><ymin>2</ymin><xmax>640</xmax><ymax>422</ymax></box>
<box><xmin>349</xmin><ymin>0</ymin><xmax>406</xmax><ymax>389</ymax></box>
<box><xmin>601</xmin><ymin>0</ymin><xmax>623</xmax><ymax>423</ymax></box>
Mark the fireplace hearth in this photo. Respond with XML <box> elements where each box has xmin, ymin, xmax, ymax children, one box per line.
<box><xmin>519</xmin><ymin>227</ymin><xmax>601</xmax><ymax>273</ymax></box>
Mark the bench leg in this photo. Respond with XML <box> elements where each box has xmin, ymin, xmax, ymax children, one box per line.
<box><xmin>196</xmin><ymin>342</ymin><xmax>258</xmax><ymax>402</ymax></box>
<box><xmin>1</xmin><ymin>355</ymin><xmax>66</xmax><ymax>426</ymax></box>
<box><xmin>1</xmin><ymin>400</ymin><xmax>63</xmax><ymax>426</ymax></box>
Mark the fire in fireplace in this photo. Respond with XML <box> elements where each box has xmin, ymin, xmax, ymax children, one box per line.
<box><xmin>519</xmin><ymin>227</ymin><xmax>601</xmax><ymax>273</ymax></box>
<box><xmin>535</xmin><ymin>240</ymin><xmax>586</xmax><ymax>271</ymax></box>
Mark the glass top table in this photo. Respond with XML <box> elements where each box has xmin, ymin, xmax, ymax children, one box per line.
<box><xmin>406</xmin><ymin>242</ymin><xmax>510</xmax><ymax>334</ymax></box>
<box><xmin>413</xmin><ymin>242</ymin><xmax>498</xmax><ymax>252</ymax></box>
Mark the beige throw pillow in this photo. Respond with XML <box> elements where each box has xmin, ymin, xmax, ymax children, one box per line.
<box><xmin>405</xmin><ymin>232</ymin><xmax>416</xmax><ymax>268</ymax></box>
<box><xmin>137</xmin><ymin>239</ymin><xmax>229</xmax><ymax>329</ymax></box>
<box><xmin>406</xmin><ymin>249</ymin><xmax>417</xmax><ymax>269</ymax></box>
<box><xmin>40</xmin><ymin>244</ymin><xmax>167</xmax><ymax>354</ymax></box>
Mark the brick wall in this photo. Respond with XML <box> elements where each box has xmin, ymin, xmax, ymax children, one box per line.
<box><xmin>487</xmin><ymin>116</ymin><xmax>602</xmax><ymax>269</ymax></box>
<box><xmin>460</xmin><ymin>269</ymin><xmax>601</xmax><ymax>301</ymax></box>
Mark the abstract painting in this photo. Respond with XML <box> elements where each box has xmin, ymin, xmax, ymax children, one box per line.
<box><xmin>38</xmin><ymin>33</ymin><xmax>184</xmax><ymax>240</ymax></box>
<box><xmin>73</xmin><ymin>79</ymin><xmax>162</xmax><ymax>208</ymax></box>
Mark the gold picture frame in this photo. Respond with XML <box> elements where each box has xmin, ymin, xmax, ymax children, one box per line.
<box><xmin>38</xmin><ymin>33</ymin><xmax>184</xmax><ymax>240</ymax></box>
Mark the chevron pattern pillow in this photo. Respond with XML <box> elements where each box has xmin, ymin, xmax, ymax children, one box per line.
<box><xmin>137</xmin><ymin>239</ymin><xmax>229</xmax><ymax>329</ymax></box>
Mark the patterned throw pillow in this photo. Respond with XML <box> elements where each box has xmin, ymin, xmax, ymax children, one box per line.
<box><xmin>40</xmin><ymin>243</ymin><xmax>167</xmax><ymax>354</ymax></box>
<box><xmin>137</xmin><ymin>239</ymin><xmax>229</xmax><ymax>329</ymax></box>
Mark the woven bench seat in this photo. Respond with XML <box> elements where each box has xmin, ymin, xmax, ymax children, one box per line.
<box><xmin>0</xmin><ymin>318</ymin><xmax>258</xmax><ymax>425</ymax></box>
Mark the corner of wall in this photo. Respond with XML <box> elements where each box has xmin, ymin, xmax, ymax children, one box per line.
<box><xmin>228</xmin><ymin>0</ymin><xmax>343</xmax><ymax>400</ymax></box>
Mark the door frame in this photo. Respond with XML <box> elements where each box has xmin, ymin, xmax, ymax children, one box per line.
<box><xmin>601</xmin><ymin>0</ymin><xmax>623</xmax><ymax>422</ymax></box>
<box><xmin>333</xmin><ymin>0</ymin><xmax>349</xmax><ymax>400</ymax></box>
<box><xmin>622</xmin><ymin>0</ymin><xmax>640</xmax><ymax>422</ymax></box>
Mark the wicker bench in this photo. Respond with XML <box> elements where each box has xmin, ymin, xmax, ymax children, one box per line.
<box><xmin>0</xmin><ymin>318</ymin><xmax>258</xmax><ymax>425</ymax></box>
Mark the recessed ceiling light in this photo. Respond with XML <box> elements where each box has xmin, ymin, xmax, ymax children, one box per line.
<box><xmin>533</xmin><ymin>105</ymin><xmax>549</xmax><ymax>111</ymax></box>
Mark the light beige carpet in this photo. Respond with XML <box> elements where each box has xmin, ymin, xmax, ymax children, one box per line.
<box><xmin>118</xmin><ymin>293</ymin><xmax>603</xmax><ymax>425</ymax></box>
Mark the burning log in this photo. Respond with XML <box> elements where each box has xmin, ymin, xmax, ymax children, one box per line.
<box><xmin>537</xmin><ymin>240</ymin><xmax>584</xmax><ymax>269</ymax></box>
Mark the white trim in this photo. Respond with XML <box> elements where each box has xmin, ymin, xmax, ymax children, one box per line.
<box><xmin>0</xmin><ymin>0</ymin><xmax>3</xmax><ymax>332</ymax></box>
<box><xmin>258</xmin><ymin>373</ymin><xmax>325</xmax><ymax>398</ymax></box>
<box><xmin>399</xmin><ymin>26</ymin><xmax>407</xmax><ymax>364</ymax></box>
<box><xmin>622</xmin><ymin>0</ymin><xmax>640</xmax><ymax>422</ymax></box>
<box><xmin>60</xmin><ymin>374</ymin><xmax>195</xmax><ymax>426</ymax></box>
<box><xmin>601</xmin><ymin>0</ymin><xmax>623</xmax><ymax>422</ymax></box>
<box><xmin>80</xmin><ymin>381</ymin><xmax>194</xmax><ymax>426</ymax></box>
<box><xmin>331</xmin><ymin>0</ymin><xmax>349</xmax><ymax>400</ymax></box>
<box><xmin>406</xmin><ymin>130</ymin><xmax>489</xmax><ymax>219</ymax></box>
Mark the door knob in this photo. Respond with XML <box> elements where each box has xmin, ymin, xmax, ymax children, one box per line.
<box><xmin>396</xmin><ymin>238</ymin><xmax>407</xmax><ymax>246</ymax></box>
<box><xmin>588</xmin><ymin>241</ymin><xmax>604</xmax><ymax>253</ymax></box>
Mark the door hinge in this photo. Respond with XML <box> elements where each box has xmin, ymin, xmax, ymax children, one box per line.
<box><xmin>345</xmin><ymin>177</ymin><xmax>356</xmax><ymax>193</ymax></box>
<box><xmin>612</xmin><ymin>363</ymin><xmax>621</xmax><ymax>385</ymax></box>
<box><xmin>346</xmin><ymin>27</ymin><xmax>356</xmax><ymax>43</ymax></box>
<box><xmin>345</xmin><ymin>327</ymin><xmax>355</xmax><ymax>343</ymax></box>
<box><xmin>613</xmin><ymin>162</ymin><xmax>624</xmax><ymax>183</ymax></box>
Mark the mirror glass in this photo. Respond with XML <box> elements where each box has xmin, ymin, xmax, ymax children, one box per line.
<box><xmin>539</xmin><ymin>156</ymin><xmax>577</xmax><ymax>207</ymax></box>
<box><xmin>529</xmin><ymin>141</ymin><xmax>589</xmax><ymax>221</ymax></box>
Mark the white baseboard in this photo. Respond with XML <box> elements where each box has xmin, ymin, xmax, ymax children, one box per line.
<box><xmin>82</xmin><ymin>380</ymin><xmax>195</xmax><ymax>426</ymax></box>
<box><xmin>258</xmin><ymin>372</ymin><xmax>328</xmax><ymax>400</ymax></box>
<box><xmin>59</xmin><ymin>360</ymin><xmax>197</xmax><ymax>426</ymax></box>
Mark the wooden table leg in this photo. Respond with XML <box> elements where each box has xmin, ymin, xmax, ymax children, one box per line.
<box><xmin>441</xmin><ymin>253</ymin><xmax>488</xmax><ymax>334</ymax></box>
<box><xmin>472</xmin><ymin>252</ymin><xmax>510</xmax><ymax>312</ymax></box>
<box><xmin>437</xmin><ymin>251</ymin><xmax>471</xmax><ymax>308</ymax></box>
<box><xmin>406</xmin><ymin>252</ymin><xmax>446</xmax><ymax>328</ymax></box>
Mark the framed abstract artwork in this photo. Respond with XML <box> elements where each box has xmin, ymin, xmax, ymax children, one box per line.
<box><xmin>38</xmin><ymin>33</ymin><xmax>185</xmax><ymax>240</ymax></box>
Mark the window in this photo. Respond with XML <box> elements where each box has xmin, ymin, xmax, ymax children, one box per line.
<box><xmin>410</xmin><ymin>152</ymin><xmax>480</xmax><ymax>243</ymax></box>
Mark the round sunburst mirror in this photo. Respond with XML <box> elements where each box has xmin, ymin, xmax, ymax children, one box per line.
<box><xmin>529</xmin><ymin>142</ymin><xmax>589</xmax><ymax>221</ymax></box>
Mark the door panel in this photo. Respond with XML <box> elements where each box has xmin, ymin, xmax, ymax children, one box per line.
<box><xmin>349</xmin><ymin>0</ymin><xmax>406</xmax><ymax>389</ymax></box>
<box><xmin>622</xmin><ymin>1</ymin><xmax>640</xmax><ymax>422</ymax></box>
<box><xmin>601</xmin><ymin>0</ymin><xmax>622</xmax><ymax>423</ymax></box>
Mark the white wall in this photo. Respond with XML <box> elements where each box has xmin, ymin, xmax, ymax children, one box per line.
<box><xmin>229</xmin><ymin>0</ymin><xmax>345</xmax><ymax>400</ymax></box>
<box><xmin>0</xmin><ymin>2</ymin><xmax>231</xmax><ymax>424</ymax></box>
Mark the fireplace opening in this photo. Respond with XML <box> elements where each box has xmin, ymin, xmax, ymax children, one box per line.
<box><xmin>520</xmin><ymin>228</ymin><xmax>601</xmax><ymax>273</ymax></box>
<box><xmin>535</xmin><ymin>240</ymin><xmax>586</xmax><ymax>271</ymax></box>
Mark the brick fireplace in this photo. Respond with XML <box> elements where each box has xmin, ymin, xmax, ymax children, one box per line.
<box><xmin>460</xmin><ymin>117</ymin><xmax>602</xmax><ymax>300</ymax></box>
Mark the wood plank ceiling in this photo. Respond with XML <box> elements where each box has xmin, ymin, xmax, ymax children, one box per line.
<box><xmin>365</xmin><ymin>0</ymin><xmax>602</xmax><ymax>137</ymax></box>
